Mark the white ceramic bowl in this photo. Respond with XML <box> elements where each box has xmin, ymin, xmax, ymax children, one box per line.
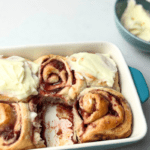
<box><xmin>0</xmin><ymin>42</ymin><xmax>147</xmax><ymax>150</ymax></box>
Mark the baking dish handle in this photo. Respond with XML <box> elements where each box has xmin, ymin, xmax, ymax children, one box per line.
<box><xmin>129</xmin><ymin>67</ymin><xmax>149</xmax><ymax>103</ymax></box>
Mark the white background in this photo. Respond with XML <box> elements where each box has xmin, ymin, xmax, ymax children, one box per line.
<box><xmin>0</xmin><ymin>0</ymin><xmax>150</xmax><ymax>150</ymax></box>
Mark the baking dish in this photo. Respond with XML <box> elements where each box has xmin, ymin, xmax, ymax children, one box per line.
<box><xmin>0</xmin><ymin>42</ymin><xmax>148</xmax><ymax>150</ymax></box>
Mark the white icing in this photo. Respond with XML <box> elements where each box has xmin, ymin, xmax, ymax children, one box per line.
<box><xmin>121</xmin><ymin>0</ymin><xmax>150</xmax><ymax>42</ymax></box>
<box><xmin>30</xmin><ymin>112</ymin><xmax>37</xmax><ymax>122</ymax></box>
<box><xmin>0</xmin><ymin>56</ymin><xmax>39</xmax><ymax>99</ymax></box>
<box><xmin>67</xmin><ymin>52</ymin><xmax>117</xmax><ymax>87</ymax></box>
<box><xmin>76</xmin><ymin>72</ymin><xmax>84</xmax><ymax>80</ymax></box>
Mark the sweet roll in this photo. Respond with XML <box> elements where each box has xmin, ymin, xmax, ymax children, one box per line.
<box><xmin>0</xmin><ymin>102</ymin><xmax>45</xmax><ymax>150</ymax></box>
<box><xmin>73</xmin><ymin>87</ymin><xmax>132</xmax><ymax>143</ymax></box>
<box><xmin>34</xmin><ymin>54</ymin><xmax>86</xmax><ymax>106</ymax></box>
<box><xmin>67</xmin><ymin>52</ymin><xmax>120</xmax><ymax>92</ymax></box>
<box><xmin>0</xmin><ymin>56</ymin><xmax>39</xmax><ymax>102</ymax></box>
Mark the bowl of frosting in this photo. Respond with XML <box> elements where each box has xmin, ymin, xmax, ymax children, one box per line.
<box><xmin>115</xmin><ymin>0</ymin><xmax>150</xmax><ymax>52</ymax></box>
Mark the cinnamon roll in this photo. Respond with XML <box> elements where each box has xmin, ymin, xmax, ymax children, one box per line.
<box><xmin>34</xmin><ymin>54</ymin><xmax>86</xmax><ymax>106</ymax></box>
<box><xmin>73</xmin><ymin>87</ymin><xmax>132</xmax><ymax>143</ymax></box>
<box><xmin>0</xmin><ymin>56</ymin><xmax>39</xmax><ymax>102</ymax></box>
<box><xmin>0</xmin><ymin>102</ymin><xmax>45</xmax><ymax>150</ymax></box>
<box><xmin>67</xmin><ymin>52</ymin><xmax>120</xmax><ymax>92</ymax></box>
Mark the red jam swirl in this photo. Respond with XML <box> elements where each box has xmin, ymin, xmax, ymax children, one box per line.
<box><xmin>71</xmin><ymin>70</ymin><xmax>76</xmax><ymax>85</ymax></box>
<box><xmin>77</xmin><ymin>91</ymin><xmax>121</xmax><ymax>124</ymax></box>
<box><xmin>40</xmin><ymin>59</ymin><xmax>69</xmax><ymax>94</ymax></box>
<box><xmin>0</xmin><ymin>104</ymin><xmax>21</xmax><ymax>146</ymax></box>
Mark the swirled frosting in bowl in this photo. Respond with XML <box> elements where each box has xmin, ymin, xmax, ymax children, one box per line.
<box><xmin>121</xmin><ymin>0</ymin><xmax>150</xmax><ymax>42</ymax></box>
<box><xmin>67</xmin><ymin>52</ymin><xmax>117</xmax><ymax>87</ymax></box>
<box><xmin>0</xmin><ymin>56</ymin><xmax>39</xmax><ymax>100</ymax></box>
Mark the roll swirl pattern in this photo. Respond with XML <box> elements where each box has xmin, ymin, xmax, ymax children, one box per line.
<box><xmin>0</xmin><ymin>102</ymin><xmax>45</xmax><ymax>150</ymax></box>
<box><xmin>73</xmin><ymin>87</ymin><xmax>132</xmax><ymax>143</ymax></box>
<box><xmin>34</xmin><ymin>54</ymin><xmax>86</xmax><ymax>106</ymax></box>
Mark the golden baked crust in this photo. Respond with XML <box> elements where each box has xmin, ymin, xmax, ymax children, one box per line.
<box><xmin>34</xmin><ymin>54</ymin><xmax>86</xmax><ymax>106</ymax></box>
<box><xmin>0</xmin><ymin>102</ymin><xmax>45</xmax><ymax>150</ymax></box>
<box><xmin>73</xmin><ymin>87</ymin><xmax>132</xmax><ymax>143</ymax></box>
<box><xmin>0</xmin><ymin>95</ymin><xmax>32</xmax><ymax>103</ymax></box>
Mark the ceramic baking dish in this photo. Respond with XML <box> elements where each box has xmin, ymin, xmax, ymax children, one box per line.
<box><xmin>0</xmin><ymin>42</ymin><xmax>148</xmax><ymax>150</ymax></box>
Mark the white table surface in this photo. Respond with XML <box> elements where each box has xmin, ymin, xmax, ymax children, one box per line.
<box><xmin>0</xmin><ymin>0</ymin><xmax>150</xmax><ymax>150</ymax></box>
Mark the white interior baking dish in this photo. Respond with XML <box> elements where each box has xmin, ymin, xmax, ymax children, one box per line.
<box><xmin>0</xmin><ymin>42</ymin><xmax>147</xmax><ymax>150</ymax></box>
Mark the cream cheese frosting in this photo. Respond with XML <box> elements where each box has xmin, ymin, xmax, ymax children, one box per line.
<box><xmin>67</xmin><ymin>52</ymin><xmax>117</xmax><ymax>87</ymax></box>
<box><xmin>0</xmin><ymin>56</ymin><xmax>39</xmax><ymax>100</ymax></box>
<box><xmin>121</xmin><ymin>0</ymin><xmax>150</xmax><ymax>42</ymax></box>
<box><xmin>30</xmin><ymin>112</ymin><xmax>38</xmax><ymax>122</ymax></box>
